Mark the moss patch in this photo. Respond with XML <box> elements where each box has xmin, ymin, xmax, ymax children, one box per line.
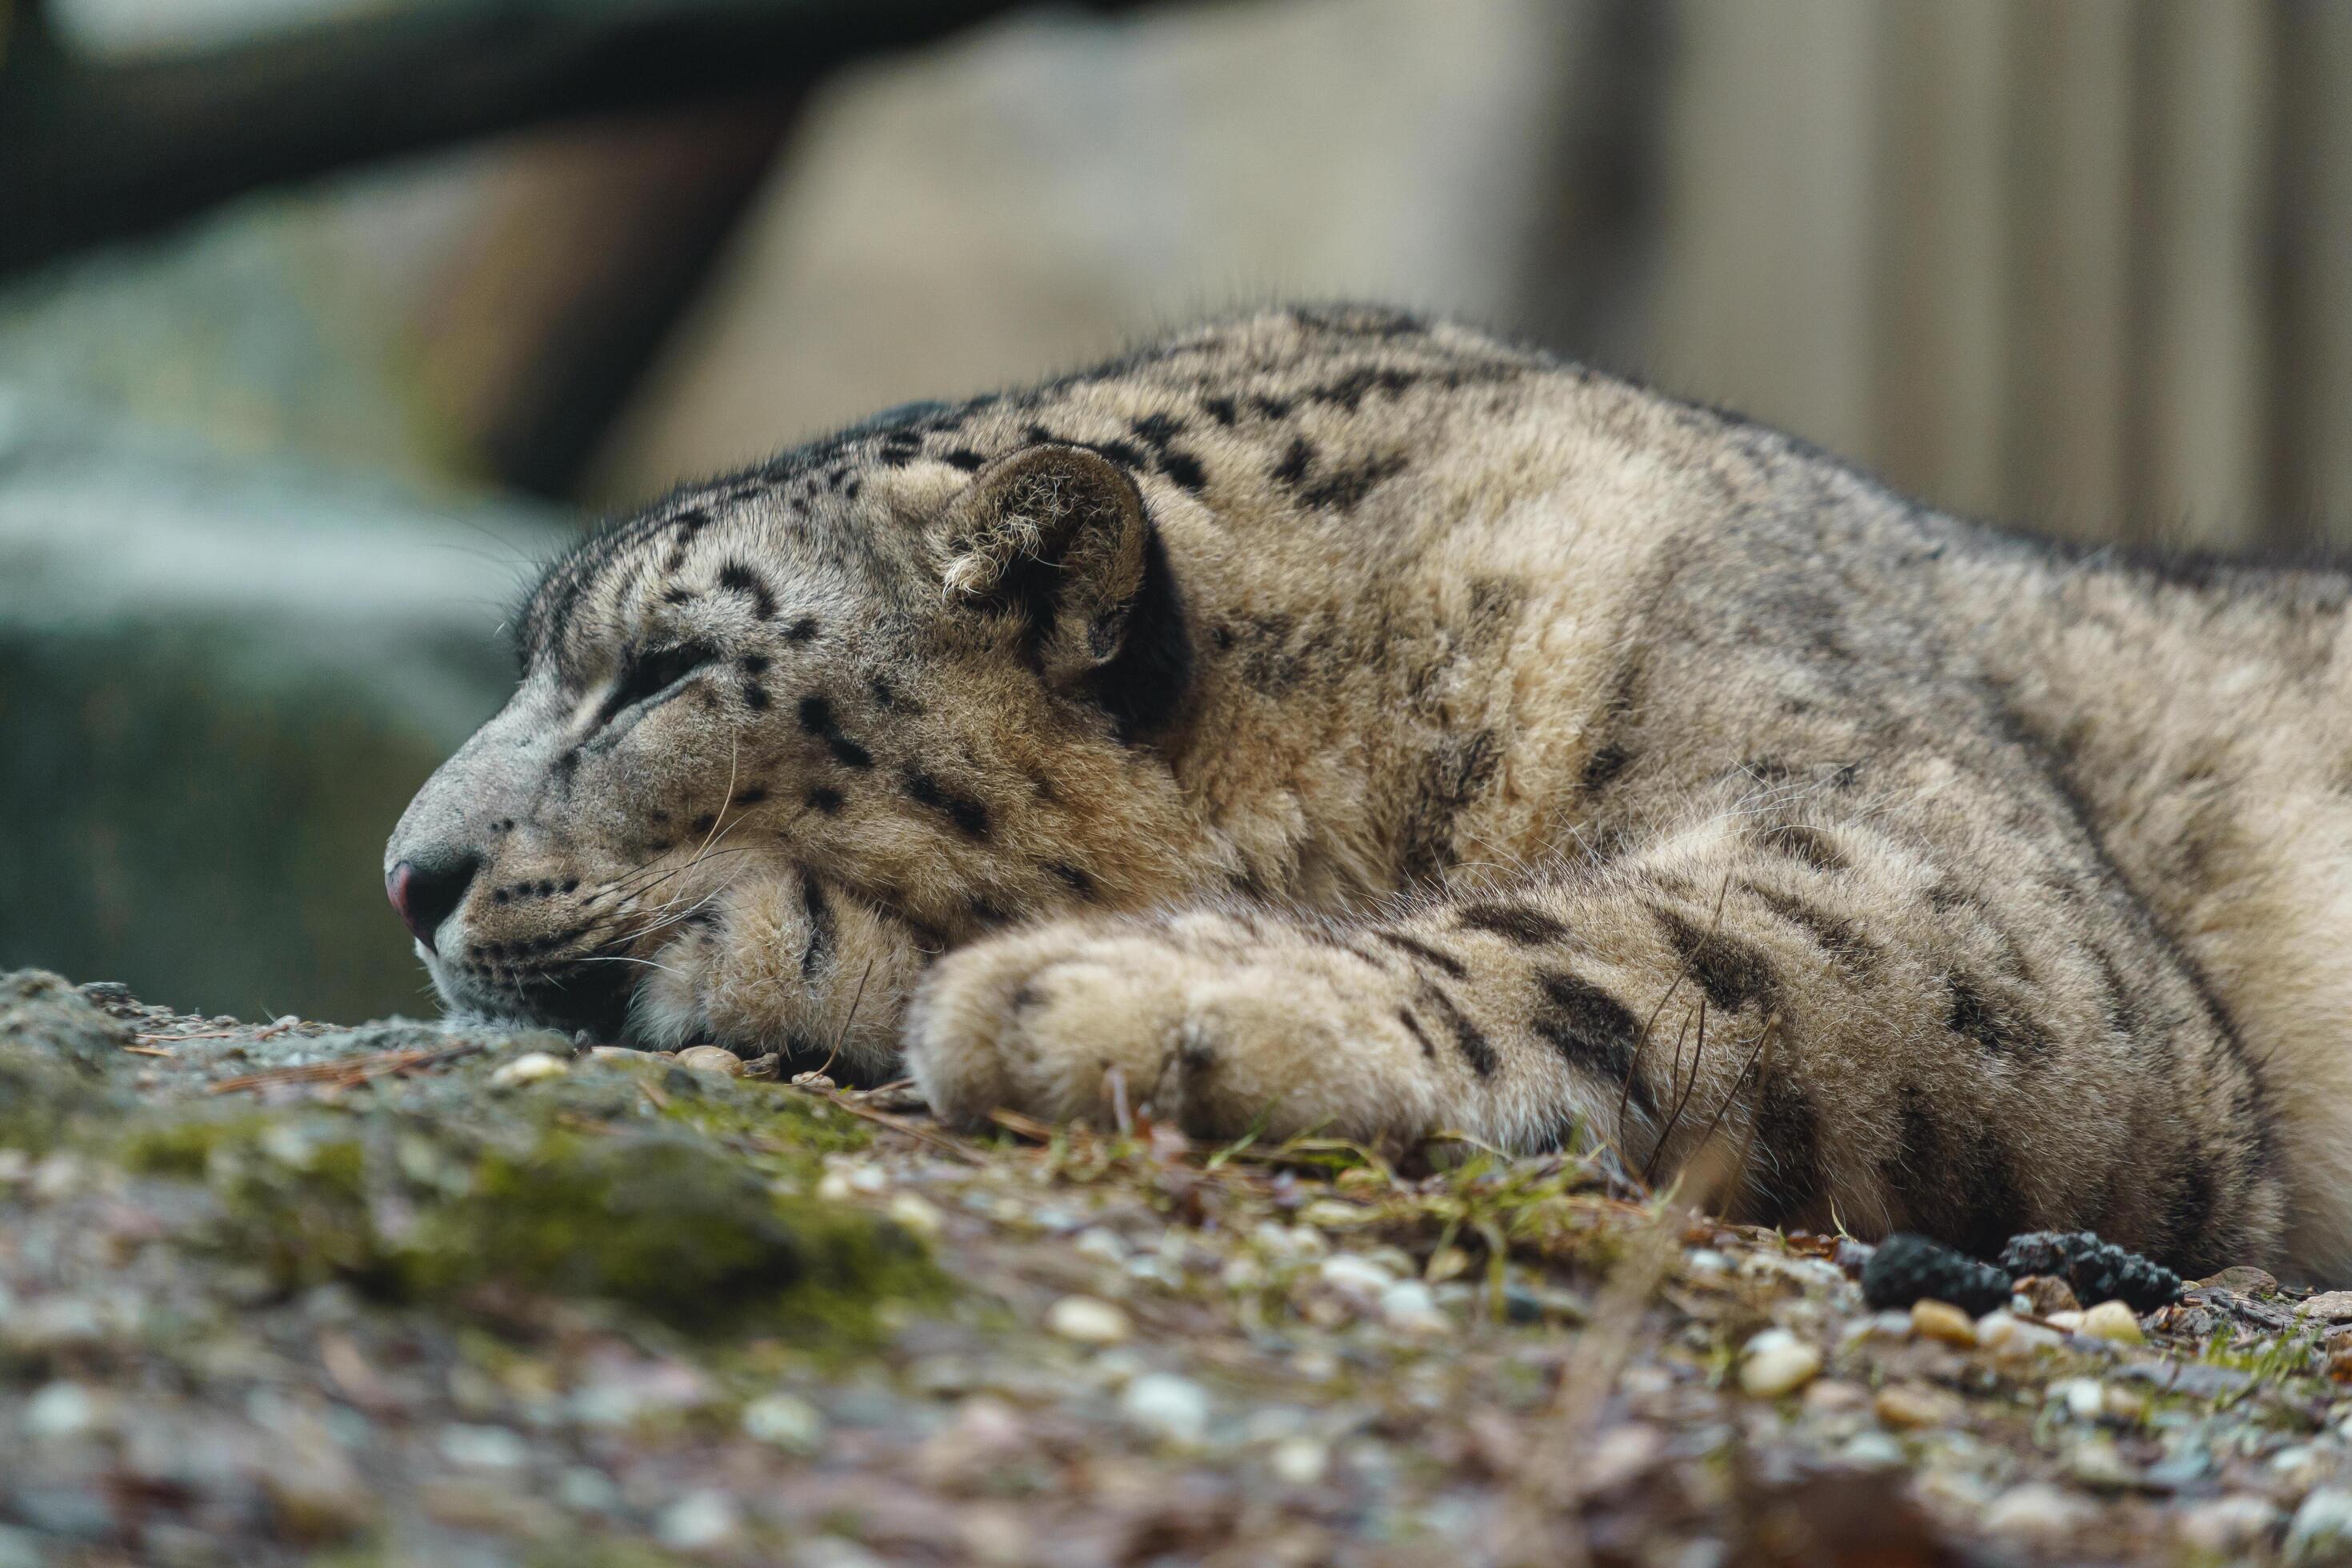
<box><xmin>108</xmin><ymin>1057</ymin><xmax>931</xmax><ymax>1342</ymax></box>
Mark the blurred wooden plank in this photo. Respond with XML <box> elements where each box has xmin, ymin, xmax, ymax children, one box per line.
<box><xmin>2127</xmin><ymin>0</ymin><xmax>2273</xmax><ymax>550</ymax></box>
<box><xmin>2271</xmin><ymin>0</ymin><xmax>2352</xmax><ymax>548</ymax></box>
<box><xmin>1651</xmin><ymin>0</ymin><xmax>1877</xmax><ymax>459</ymax></box>
<box><xmin>1867</xmin><ymin>0</ymin><xmax>2009</xmax><ymax>519</ymax></box>
<box><xmin>2002</xmin><ymin>0</ymin><xmax>2136</xmax><ymax>542</ymax></box>
<box><xmin>0</xmin><ymin>0</ymin><xmax>1168</xmax><ymax>278</ymax></box>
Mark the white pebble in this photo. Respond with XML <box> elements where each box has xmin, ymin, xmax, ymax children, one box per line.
<box><xmin>1269</xmin><ymin>1435</ymin><xmax>1329</xmax><ymax>1486</ymax></box>
<box><xmin>674</xmin><ymin>1045</ymin><xmax>743</xmax><ymax>1078</ymax></box>
<box><xmin>742</xmin><ymin>1394</ymin><xmax>825</xmax><ymax>1454</ymax></box>
<box><xmin>1120</xmin><ymin>1373</ymin><xmax>1211</xmax><ymax>1446</ymax></box>
<box><xmin>438</xmin><ymin>1423</ymin><xmax>530</xmax><ymax>1470</ymax></box>
<box><xmin>1983</xmin><ymin>1482</ymin><xmax>2094</xmax><ymax>1542</ymax></box>
<box><xmin>1378</xmin><ymin>1280</ymin><xmax>1453</xmax><ymax>1337</ymax></box>
<box><xmin>2287</xmin><ymin>1489</ymin><xmax>2352</xmax><ymax>1566</ymax></box>
<box><xmin>22</xmin><ymin>1382</ymin><xmax>95</xmax><ymax>1440</ymax></box>
<box><xmin>1738</xmin><ymin>1329</ymin><xmax>1822</xmax><ymax>1398</ymax></box>
<box><xmin>1976</xmin><ymin>1310</ymin><xmax>2062</xmax><ymax>1354</ymax></box>
<box><xmin>490</xmin><ymin>1051</ymin><xmax>568</xmax><ymax>1086</ymax></box>
<box><xmin>655</xmin><ymin>1490</ymin><xmax>742</xmax><ymax>1551</ymax></box>
<box><xmin>2078</xmin><ymin>1300</ymin><xmax>2144</xmax><ymax>1344</ymax></box>
<box><xmin>2052</xmin><ymin>1378</ymin><xmax>2106</xmax><ymax>1420</ymax></box>
<box><xmin>1046</xmin><ymin>1295</ymin><xmax>1131</xmax><ymax>1346</ymax></box>
<box><xmin>1072</xmin><ymin>1228</ymin><xmax>1129</xmax><ymax>1264</ymax></box>
<box><xmin>2179</xmin><ymin>1495</ymin><xmax>2279</xmax><ymax>1554</ymax></box>
<box><xmin>557</xmin><ymin>1467</ymin><xmax>619</xmax><ymax>1513</ymax></box>
<box><xmin>886</xmin><ymin>1194</ymin><xmax>942</xmax><ymax>1238</ymax></box>
<box><xmin>1318</xmin><ymin>1254</ymin><xmax>1395</xmax><ymax>1298</ymax></box>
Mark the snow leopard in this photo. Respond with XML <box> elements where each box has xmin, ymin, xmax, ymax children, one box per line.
<box><xmin>386</xmin><ymin>306</ymin><xmax>2352</xmax><ymax>1282</ymax></box>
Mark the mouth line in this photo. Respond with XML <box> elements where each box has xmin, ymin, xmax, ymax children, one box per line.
<box><xmin>434</xmin><ymin>950</ymin><xmax>638</xmax><ymax>1043</ymax></box>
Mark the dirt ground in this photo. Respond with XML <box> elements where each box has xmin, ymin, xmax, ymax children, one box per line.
<box><xmin>4</xmin><ymin>966</ymin><xmax>2352</xmax><ymax>1567</ymax></box>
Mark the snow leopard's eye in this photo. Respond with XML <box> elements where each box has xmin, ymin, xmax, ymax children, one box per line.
<box><xmin>592</xmin><ymin>639</ymin><xmax>719</xmax><ymax>729</ymax></box>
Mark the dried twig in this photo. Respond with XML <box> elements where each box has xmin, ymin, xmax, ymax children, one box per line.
<box><xmin>792</xmin><ymin>1083</ymin><xmax>983</xmax><ymax>1165</ymax></box>
<box><xmin>206</xmin><ymin>1042</ymin><xmax>482</xmax><ymax>1096</ymax></box>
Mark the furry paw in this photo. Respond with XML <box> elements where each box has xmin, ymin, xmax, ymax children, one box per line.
<box><xmin>628</xmin><ymin>870</ymin><xmax>927</xmax><ymax>1080</ymax></box>
<box><xmin>902</xmin><ymin>913</ymin><xmax>1445</xmax><ymax>1144</ymax></box>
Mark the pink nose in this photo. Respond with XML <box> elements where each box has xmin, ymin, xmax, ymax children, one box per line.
<box><xmin>386</xmin><ymin>855</ymin><xmax>478</xmax><ymax>954</ymax></box>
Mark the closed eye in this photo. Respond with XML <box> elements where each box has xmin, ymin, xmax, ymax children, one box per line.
<box><xmin>592</xmin><ymin>639</ymin><xmax>720</xmax><ymax>730</ymax></box>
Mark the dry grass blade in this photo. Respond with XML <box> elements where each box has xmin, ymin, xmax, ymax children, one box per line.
<box><xmin>1499</xmin><ymin>1140</ymin><xmax>1744</xmax><ymax>1563</ymax></box>
<box><xmin>987</xmin><ymin>1107</ymin><xmax>1062</xmax><ymax>1143</ymax></box>
<box><xmin>206</xmin><ymin>1042</ymin><xmax>483</xmax><ymax>1095</ymax></box>
<box><xmin>793</xmin><ymin>1082</ymin><xmax>985</xmax><ymax>1164</ymax></box>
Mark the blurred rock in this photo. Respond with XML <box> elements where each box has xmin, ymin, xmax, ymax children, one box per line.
<box><xmin>0</xmin><ymin>391</ymin><xmax>572</xmax><ymax>1018</ymax></box>
<box><xmin>592</xmin><ymin>0</ymin><xmax>1589</xmax><ymax>500</ymax></box>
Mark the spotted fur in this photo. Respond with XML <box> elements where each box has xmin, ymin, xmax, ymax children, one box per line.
<box><xmin>390</xmin><ymin>306</ymin><xmax>2352</xmax><ymax>1281</ymax></box>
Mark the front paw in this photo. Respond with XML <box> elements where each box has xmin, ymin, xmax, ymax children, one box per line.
<box><xmin>627</xmin><ymin>871</ymin><xmax>924</xmax><ymax>1081</ymax></box>
<box><xmin>902</xmin><ymin>916</ymin><xmax>1440</xmax><ymax>1143</ymax></box>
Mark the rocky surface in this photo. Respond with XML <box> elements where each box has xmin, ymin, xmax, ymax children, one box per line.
<box><xmin>6</xmin><ymin>967</ymin><xmax>2352</xmax><ymax>1566</ymax></box>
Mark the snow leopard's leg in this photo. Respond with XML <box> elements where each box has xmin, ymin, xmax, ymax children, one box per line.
<box><xmin>904</xmin><ymin>803</ymin><xmax>2285</xmax><ymax>1270</ymax></box>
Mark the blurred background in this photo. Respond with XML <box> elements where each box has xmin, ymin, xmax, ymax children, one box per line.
<box><xmin>2</xmin><ymin>0</ymin><xmax>2347</xmax><ymax>1022</ymax></box>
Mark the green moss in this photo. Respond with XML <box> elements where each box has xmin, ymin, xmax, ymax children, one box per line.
<box><xmin>106</xmin><ymin>1082</ymin><xmax>929</xmax><ymax>1342</ymax></box>
<box><xmin>0</xmin><ymin>1047</ymin><xmax>118</xmax><ymax>1151</ymax></box>
<box><xmin>406</xmin><ymin>1129</ymin><xmax>926</xmax><ymax>1334</ymax></box>
<box><xmin>651</xmin><ymin>1072</ymin><xmax>870</xmax><ymax>1178</ymax></box>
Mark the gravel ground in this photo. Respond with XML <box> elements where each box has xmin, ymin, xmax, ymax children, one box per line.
<box><xmin>6</xmin><ymin>966</ymin><xmax>2352</xmax><ymax>1566</ymax></box>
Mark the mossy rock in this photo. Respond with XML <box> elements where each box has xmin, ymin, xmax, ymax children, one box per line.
<box><xmin>0</xmin><ymin>968</ymin><xmax>130</xmax><ymax>1150</ymax></box>
<box><xmin>113</xmin><ymin>1066</ymin><xmax>932</xmax><ymax>1340</ymax></box>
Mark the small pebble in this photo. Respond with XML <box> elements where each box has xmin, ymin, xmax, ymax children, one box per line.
<box><xmin>1910</xmin><ymin>1298</ymin><xmax>1978</xmax><ymax>1346</ymax></box>
<box><xmin>886</xmin><ymin>1193</ymin><xmax>943</xmax><ymax>1239</ymax></box>
<box><xmin>1738</xmin><ymin>1329</ymin><xmax>1822</xmax><ymax>1398</ymax></box>
<box><xmin>1802</xmin><ymin>1379</ymin><xmax>1870</xmax><ymax>1414</ymax></box>
<box><xmin>558</xmin><ymin>1468</ymin><xmax>621</xmax><ymax>1513</ymax></box>
<box><xmin>1318</xmin><ymin>1254</ymin><xmax>1395</xmax><ymax>1298</ymax></box>
<box><xmin>1873</xmin><ymin>1383</ymin><xmax>1960</xmax><ymax>1430</ymax></box>
<box><xmin>2078</xmin><ymin>1300</ymin><xmax>2144</xmax><ymax>1344</ymax></box>
<box><xmin>1983</xmin><ymin>1482</ymin><xmax>2094</xmax><ymax>1542</ymax></box>
<box><xmin>439</xmin><ymin>1424</ymin><xmax>530</xmax><ymax>1470</ymax></box>
<box><xmin>742</xmin><ymin>1394</ymin><xmax>825</xmax><ymax>1454</ymax></box>
<box><xmin>1269</xmin><ymin>1435</ymin><xmax>1328</xmax><ymax>1485</ymax></box>
<box><xmin>656</xmin><ymin>1490</ymin><xmax>742</xmax><ymax>1552</ymax></box>
<box><xmin>490</xmin><ymin>1050</ymin><xmax>568</xmax><ymax>1086</ymax></box>
<box><xmin>1836</xmin><ymin>1431</ymin><xmax>1906</xmax><ymax>1469</ymax></box>
<box><xmin>674</xmin><ymin>1046</ymin><xmax>744</xmax><ymax>1078</ymax></box>
<box><xmin>2010</xmin><ymin>1274</ymin><xmax>2079</xmax><ymax>1316</ymax></box>
<box><xmin>2178</xmin><ymin>1495</ymin><xmax>2280</xmax><ymax>1554</ymax></box>
<box><xmin>1378</xmin><ymin>1280</ymin><xmax>1453</xmax><ymax>1337</ymax></box>
<box><xmin>22</xmin><ymin>1382</ymin><xmax>95</xmax><ymax>1440</ymax></box>
<box><xmin>790</xmin><ymin>1070</ymin><xmax>836</xmax><ymax>1091</ymax></box>
<box><xmin>1046</xmin><ymin>1295</ymin><xmax>1131</xmax><ymax>1346</ymax></box>
<box><xmin>1974</xmin><ymin>1310</ymin><xmax>2059</xmax><ymax>1354</ymax></box>
<box><xmin>1072</xmin><ymin>1228</ymin><xmax>1129</xmax><ymax>1264</ymax></box>
<box><xmin>2066</xmin><ymin>1438</ymin><xmax>2136</xmax><ymax>1488</ymax></box>
<box><xmin>2291</xmin><ymin>1490</ymin><xmax>2352</xmax><ymax>1566</ymax></box>
<box><xmin>1120</xmin><ymin>1373</ymin><xmax>1210</xmax><ymax>1446</ymax></box>
<box><xmin>2196</xmin><ymin>1265</ymin><xmax>2279</xmax><ymax>1294</ymax></box>
<box><xmin>2052</xmin><ymin>1378</ymin><xmax>2106</xmax><ymax>1420</ymax></box>
<box><xmin>2299</xmin><ymin>1291</ymin><xmax>2352</xmax><ymax>1322</ymax></box>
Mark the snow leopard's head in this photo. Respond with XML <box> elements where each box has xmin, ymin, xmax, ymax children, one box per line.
<box><xmin>385</xmin><ymin>422</ymin><xmax>1199</xmax><ymax>1046</ymax></box>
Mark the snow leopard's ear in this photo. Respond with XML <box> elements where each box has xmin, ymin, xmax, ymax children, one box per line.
<box><xmin>938</xmin><ymin>443</ymin><xmax>1190</xmax><ymax>733</ymax></box>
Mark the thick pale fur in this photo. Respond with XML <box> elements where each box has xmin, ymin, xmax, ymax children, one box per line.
<box><xmin>387</xmin><ymin>306</ymin><xmax>2352</xmax><ymax>1281</ymax></box>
